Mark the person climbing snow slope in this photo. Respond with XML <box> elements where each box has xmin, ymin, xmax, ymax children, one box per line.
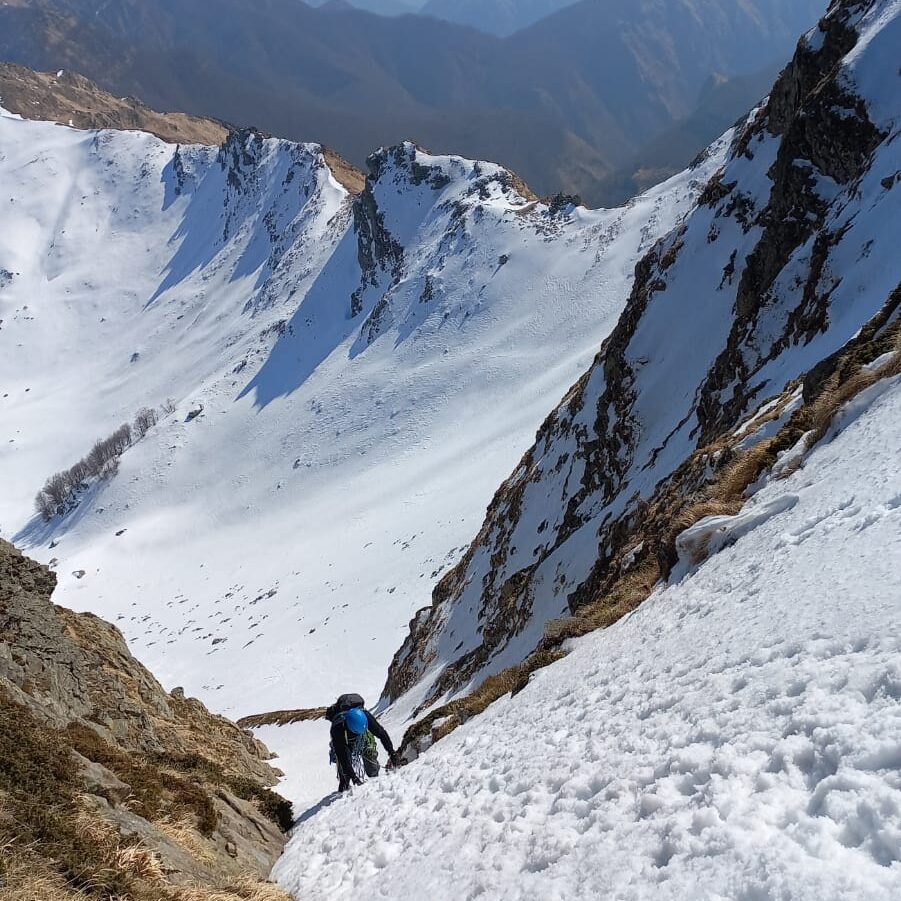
<box><xmin>326</xmin><ymin>693</ymin><xmax>401</xmax><ymax>792</ymax></box>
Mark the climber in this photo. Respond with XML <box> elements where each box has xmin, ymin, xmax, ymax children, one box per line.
<box><xmin>326</xmin><ymin>693</ymin><xmax>402</xmax><ymax>792</ymax></box>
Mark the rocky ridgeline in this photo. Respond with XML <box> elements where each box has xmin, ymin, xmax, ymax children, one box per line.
<box><xmin>0</xmin><ymin>539</ymin><xmax>291</xmax><ymax>901</ymax></box>
<box><xmin>350</xmin><ymin>140</ymin><xmax>569</xmax><ymax>343</ymax></box>
<box><xmin>385</xmin><ymin>0</ymin><xmax>901</xmax><ymax>720</ymax></box>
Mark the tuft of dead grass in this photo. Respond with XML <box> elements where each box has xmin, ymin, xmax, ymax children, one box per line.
<box><xmin>811</xmin><ymin>347</ymin><xmax>901</xmax><ymax>441</ymax></box>
<box><xmin>0</xmin><ymin>850</ymin><xmax>84</xmax><ymax>901</ymax></box>
<box><xmin>543</xmin><ymin>559</ymin><xmax>662</xmax><ymax>648</ymax></box>
<box><xmin>156</xmin><ymin>816</ymin><xmax>217</xmax><ymax>865</ymax></box>
<box><xmin>173</xmin><ymin>876</ymin><xmax>293</xmax><ymax>901</ymax></box>
<box><xmin>716</xmin><ymin>438</ymin><xmax>779</xmax><ymax>501</ymax></box>
<box><xmin>401</xmin><ymin>648</ymin><xmax>568</xmax><ymax>755</ymax></box>
<box><xmin>112</xmin><ymin>844</ymin><xmax>165</xmax><ymax>883</ymax></box>
<box><xmin>669</xmin><ymin>498</ymin><xmax>743</xmax><ymax>539</ymax></box>
<box><xmin>73</xmin><ymin>802</ymin><xmax>119</xmax><ymax>851</ymax></box>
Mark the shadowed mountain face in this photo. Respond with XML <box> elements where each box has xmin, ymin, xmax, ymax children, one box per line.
<box><xmin>306</xmin><ymin>0</ymin><xmax>425</xmax><ymax>14</ymax></box>
<box><xmin>0</xmin><ymin>0</ymin><xmax>823</xmax><ymax>205</ymax></box>
<box><xmin>421</xmin><ymin>0</ymin><xmax>581</xmax><ymax>37</ymax></box>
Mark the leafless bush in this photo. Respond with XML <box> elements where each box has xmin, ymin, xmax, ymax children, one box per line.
<box><xmin>85</xmin><ymin>423</ymin><xmax>131</xmax><ymax>477</ymax></box>
<box><xmin>134</xmin><ymin>406</ymin><xmax>158</xmax><ymax>438</ymax></box>
<box><xmin>111</xmin><ymin>422</ymin><xmax>132</xmax><ymax>454</ymax></box>
<box><xmin>68</xmin><ymin>458</ymin><xmax>90</xmax><ymax>485</ymax></box>
<box><xmin>44</xmin><ymin>472</ymin><xmax>71</xmax><ymax>507</ymax></box>
<box><xmin>34</xmin><ymin>490</ymin><xmax>55</xmax><ymax>522</ymax></box>
<box><xmin>99</xmin><ymin>457</ymin><xmax>120</xmax><ymax>480</ymax></box>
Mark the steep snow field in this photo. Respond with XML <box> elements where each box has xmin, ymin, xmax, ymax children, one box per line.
<box><xmin>274</xmin><ymin>372</ymin><xmax>901</xmax><ymax>901</ymax></box>
<box><xmin>0</xmin><ymin>107</ymin><xmax>721</xmax><ymax>806</ymax></box>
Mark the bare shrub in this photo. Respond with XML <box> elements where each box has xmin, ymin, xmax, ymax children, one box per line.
<box><xmin>110</xmin><ymin>423</ymin><xmax>132</xmax><ymax>454</ymax></box>
<box><xmin>34</xmin><ymin>490</ymin><xmax>55</xmax><ymax>522</ymax></box>
<box><xmin>99</xmin><ymin>457</ymin><xmax>120</xmax><ymax>480</ymax></box>
<box><xmin>86</xmin><ymin>438</ymin><xmax>114</xmax><ymax>476</ymax></box>
<box><xmin>134</xmin><ymin>407</ymin><xmax>158</xmax><ymax>438</ymax></box>
<box><xmin>68</xmin><ymin>459</ymin><xmax>90</xmax><ymax>486</ymax></box>
<box><xmin>44</xmin><ymin>472</ymin><xmax>70</xmax><ymax>508</ymax></box>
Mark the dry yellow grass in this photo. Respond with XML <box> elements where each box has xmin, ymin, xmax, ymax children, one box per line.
<box><xmin>73</xmin><ymin>801</ymin><xmax>119</xmax><ymax>850</ymax></box>
<box><xmin>670</xmin><ymin>498</ymin><xmax>743</xmax><ymax>536</ymax></box>
<box><xmin>0</xmin><ymin>869</ymin><xmax>80</xmax><ymax>901</ymax></box>
<box><xmin>156</xmin><ymin>816</ymin><xmax>217</xmax><ymax>866</ymax></box>
<box><xmin>73</xmin><ymin>796</ymin><xmax>166</xmax><ymax>885</ymax></box>
<box><xmin>321</xmin><ymin>148</ymin><xmax>365</xmax><ymax>195</ymax></box>
<box><xmin>0</xmin><ymin>841</ymin><xmax>289</xmax><ymax>901</ymax></box>
<box><xmin>402</xmin><ymin>647</ymin><xmax>568</xmax><ymax>753</ymax></box>
<box><xmin>544</xmin><ymin>560</ymin><xmax>662</xmax><ymax>647</ymax></box>
<box><xmin>779</xmin><ymin>338</ymin><xmax>901</xmax><ymax>480</ymax></box>
<box><xmin>173</xmin><ymin>876</ymin><xmax>293</xmax><ymax>901</ymax></box>
<box><xmin>810</xmin><ymin>348</ymin><xmax>901</xmax><ymax>443</ymax></box>
<box><xmin>112</xmin><ymin>844</ymin><xmax>165</xmax><ymax>883</ymax></box>
<box><xmin>0</xmin><ymin>845</ymin><xmax>86</xmax><ymax>901</ymax></box>
<box><xmin>716</xmin><ymin>437</ymin><xmax>779</xmax><ymax>501</ymax></box>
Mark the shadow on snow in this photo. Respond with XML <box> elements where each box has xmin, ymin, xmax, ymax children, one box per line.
<box><xmin>237</xmin><ymin>226</ymin><xmax>365</xmax><ymax>408</ymax></box>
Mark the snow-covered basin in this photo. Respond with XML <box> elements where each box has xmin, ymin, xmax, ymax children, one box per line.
<box><xmin>274</xmin><ymin>377</ymin><xmax>901</xmax><ymax>900</ymax></box>
<box><xmin>0</xmin><ymin>108</ymin><xmax>725</xmax><ymax>810</ymax></box>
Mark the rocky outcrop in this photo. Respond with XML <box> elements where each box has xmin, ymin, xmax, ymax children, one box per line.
<box><xmin>349</xmin><ymin>141</ymin><xmax>543</xmax><ymax>336</ymax></box>
<box><xmin>385</xmin><ymin>0</ymin><xmax>901</xmax><ymax>712</ymax></box>
<box><xmin>0</xmin><ymin>539</ymin><xmax>290</xmax><ymax>900</ymax></box>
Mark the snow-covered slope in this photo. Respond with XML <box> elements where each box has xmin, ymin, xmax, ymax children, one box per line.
<box><xmin>0</xmin><ymin>108</ymin><xmax>719</xmax><ymax>804</ymax></box>
<box><xmin>387</xmin><ymin>0</ymin><xmax>901</xmax><ymax>715</ymax></box>
<box><xmin>274</xmin><ymin>359</ymin><xmax>901</xmax><ymax>901</ymax></box>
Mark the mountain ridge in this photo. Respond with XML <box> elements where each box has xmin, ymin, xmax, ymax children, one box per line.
<box><xmin>0</xmin><ymin>0</ymin><xmax>823</xmax><ymax>205</ymax></box>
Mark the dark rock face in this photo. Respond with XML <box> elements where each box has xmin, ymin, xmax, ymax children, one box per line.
<box><xmin>348</xmin><ymin>141</ymin><xmax>537</xmax><ymax>335</ymax></box>
<box><xmin>351</xmin><ymin>157</ymin><xmax>406</xmax><ymax>317</ymax></box>
<box><xmin>385</xmin><ymin>0</ymin><xmax>901</xmax><ymax>710</ymax></box>
<box><xmin>697</xmin><ymin>2</ymin><xmax>887</xmax><ymax>442</ymax></box>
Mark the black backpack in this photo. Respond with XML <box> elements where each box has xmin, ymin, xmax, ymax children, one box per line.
<box><xmin>325</xmin><ymin>692</ymin><xmax>365</xmax><ymax>723</ymax></box>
